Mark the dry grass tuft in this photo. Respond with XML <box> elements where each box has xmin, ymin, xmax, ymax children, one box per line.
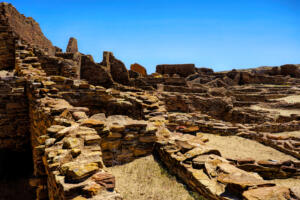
<box><xmin>202</xmin><ymin>134</ymin><xmax>297</xmax><ymax>161</ymax></box>
<box><xmin>107</xmin><ymin>155</ymin><xmax>205</xmax><ymax>200</ymax></box>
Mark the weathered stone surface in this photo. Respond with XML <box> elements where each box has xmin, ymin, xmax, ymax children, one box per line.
<box><xmin>243</xmin><ymin>186</ymin><xmax>291</xmax><ymax>200</ymax></box>
<box><xmin>0</xmin><ymin>3</ymin><xmax>55</xmax><ymax>55</ymax></box>
<box><xmin>130</xmin><ymin>63</ymin><xmax>147</xmax><ymax>77</ymax></box>
<box><xmin>280</xmin><ymin>64</ymin><xmax>300</xmax><ymax>78</ymax></box>
<box><xmin>63</xmin><ymin>137</ymin><xmax>81</xmax><ymax>149</ymax></box>
<box><xmin>66</xmin><ymin>162</ymin><xmax>99</xmax><ymax>181</ymax></box>
<box><xmin>100</xmin><ymin>51</ymin><xmax>130</xmax><ymax>85</ymax></box>
<box><xmin>66</xmin><ymin>37</ymin><xmax>78</xmax><ymax>53</ymax></box>
<box><xmin>92</xmin><ymin>171</ymin><xmax>115</xmax><ymax>190</ymax></box>
<box><xmin>2</xmin><ymin>3</ymin><xmax>300</xmax><ymax>200</ymax></box>
<box><xmin>80</xmin><ymin>54</ymin><xmax>114</xmax><ymax>87</ymax></box>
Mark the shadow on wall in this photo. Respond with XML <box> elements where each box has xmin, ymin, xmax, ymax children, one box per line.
<box><xmin>0</xmin><ymin>150</ymin><xmax>36</xmax><ymax>200</ymax></box>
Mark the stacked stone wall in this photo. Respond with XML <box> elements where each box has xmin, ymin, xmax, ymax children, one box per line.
<box><xmin>0</xmin><ymin>73</ymin><xmax>29</xmax><ymax>151</ymax></box>
<box><xmin>0</xmin><ymin>24</ymin><xmax>15</xmax><ymax>70</ymax></box>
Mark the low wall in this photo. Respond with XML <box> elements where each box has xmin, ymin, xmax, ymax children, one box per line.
<box><xmin>154</xmin><ymin>131</ymin><xmax>299</xmax><ymax>200</ymax></box>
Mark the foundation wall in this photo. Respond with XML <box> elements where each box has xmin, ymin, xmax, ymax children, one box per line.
<box><xmin>0</xmin><ymin>74</ymin><xmax>29</xmax><ymax>151</ymax></box>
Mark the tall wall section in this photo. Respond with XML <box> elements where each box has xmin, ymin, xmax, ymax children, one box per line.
<box><xmin>0</xmin><ymin>73</ymin><xmax>29</xmax><ymax>151</ymax></box>
<box><xmin>0</xmin><ymin>3</ymin><xmax>55</xmax><ymax>55</ymax></box>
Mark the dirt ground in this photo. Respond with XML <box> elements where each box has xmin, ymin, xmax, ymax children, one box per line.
<box><xmin>107</xmin><ymin>155</ymin><xmax>204</xmax><ymax>200</ymax></box>
<box><xmin>250</xmin><ymin>105</ymin><xmax>300</xmax><ymax>117</ymax></box>
<box><xmin>250</xmin><ymin>94</ymin><xmax>300</xmax><ymax>116</ymax></box>
<box><xmin>202</xmin><ymin>134</ymin><xmax>297</xmax><ymax>161</ymax></box>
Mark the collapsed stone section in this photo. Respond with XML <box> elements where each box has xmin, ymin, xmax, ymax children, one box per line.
<box><xmin>1</xmin><ymin>2</ymin><xmax>300</xmax><ymax>200</ymax></box>
<box><xmin>154</xmin><ymin>131</ymin><xmax>300</xmax><ymax>200</ymax></box>
<box><xmin>36</xmin><ymin>49</ymin><xmax>81</xmax><ymax>79</ymax></box>
<box><xmin>100</xmin><ymin>51</ymin><xmax>130</xmax><ymax>85</ymax></box>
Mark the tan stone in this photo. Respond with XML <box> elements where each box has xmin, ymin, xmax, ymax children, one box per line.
<box><xmin>84</xmin><ymin>135</ymin><xmax>101</xmax><ymax>145</ymax></box>
<box><xmin>73</xmin><ymin>111</ymin><xmax>88</xmax><ymax>121</ymax></box>
<box><xmin>134</xmin><ymin>148</ymin><xmax>149</xmax><ymax>157</ymax></box>
<box><xmin>107</xmin><ymin>132</ymin><xmax>123</xmax><ymax>139</ymax></box>
<box><xmin>110</xmin><ymin>124</ymin><xmax>125</xmax><ymax>132</ymax></box>
<box><xmin>81</xmin><ymin>119</ymin><xmax>105</xmax><ymax>128</ymax></box>
<box><xmin>130</xmin><ymin>63</ymin><xmax>147</xmax><ymax>77</ymax></box>
<box><xmin>101</xmin><ymin>140</ymin><xmax>121</xmax><ymax>150</ymax></box>
<box><xmin>243</xmin><ymin>186</ymin><xmax>291</xmax><ymax>200</ymax></box>
<box><xmin>66</xmin><ymin>162</ymin><xmax>99</xmax><ymax>181</ymax></box>
<box><xmin>71</xmin><ymin>148</ymin><xmax>81</xmax><ymax>157</ymax></box>
<box><xmin>72</xmin><ymin>196</ymin><xmax>87</xmax><ymax>200</ymax></box>
<box><xmin>82</xmin><ymin>182</ymin><xmax>103</xmax><ymax>197</ymax></box>
<box><xmin>63</xmin><ymin>137</ymin><xmax>81</xmax><ymax>149</ymax></box>
<box><xmin>139</xmin><ymin>135</ymin><xmax>156</xmax><ymax>143</ymax></box>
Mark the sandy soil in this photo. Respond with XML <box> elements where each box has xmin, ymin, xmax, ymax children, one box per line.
<box><xmin>250</xmin><ymin>105</ymin><xmax>300</xmax><ymax>117</ymax></box>
<box><xmin>107</xmin><ymin>155</ymin><xmax>204</xmax><ymax>200</ymax></box>
<box><xmin>277</xmin><ymin>95</ymin><xmax>300</xmax><ymax>103</ymax></box>
<box><xmin>202</xmin><ymin>134</ymin><xmax>297</xmax><ymax>161</ymax></box>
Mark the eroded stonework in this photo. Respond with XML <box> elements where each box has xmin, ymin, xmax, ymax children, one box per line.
<box><xmin>0</xmin><ymin>3</ymin><xmax>300</xmax><ymax>200</ymax></box>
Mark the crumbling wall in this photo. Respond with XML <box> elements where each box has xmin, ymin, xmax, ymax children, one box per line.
<box><xmin>156</xmin><ymin>64</ymin><xmax>196</xmax><ymax>78</ymax></box>
<box><xmin>0</xmin><ymin>3</ymin><xmax>55</xmax><ymax>55</ymax></box>
<box><xmin>0</xmin><ymin>73</ymin><xmax>29</xmax><ymax>151</ymax></box>
<box><xmin>80</xmin><ymin>55</ymin><xmax>114</xmax><ymax>87</ymax></box>
<box><xmin>14</xmin><ymin>40</ymin><xmax>159</xmax><ymax>200</ymax></box>
<box><xmin>0</xmin><ymin>19</ymin><xmax>15</xmax><ymax>70</ymax></box>
<box><xmin>92</xmin><ymin>115</ymin><xmax>157</xmax><ymax>166</ymax></box>
<box><xmin>100</xmin><ymin>52</ymin><xmax>130</xmax><ymax>85</ymax></box>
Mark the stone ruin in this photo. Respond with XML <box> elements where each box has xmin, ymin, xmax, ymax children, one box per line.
<box><xmin>0</xmin><ymin>2</ymin><xmax>300</xmax><ymax>200</ymax></box>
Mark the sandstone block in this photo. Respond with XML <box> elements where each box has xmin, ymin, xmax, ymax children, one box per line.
<box><xmin>130</xmin><ymin>63</ymin><xmax>147</xmax><ymax>77</ymax></box>
<box><xmin>63</xmin><ymin>137</ymin><xmax>81</xmax><ymax>149</ymax></box>
<box><xmin>243</xmin><ymin>186</ymin><xmax>291</xmax><ymax>200</ymax></box>
<box><xmin>66</xmin><ymin>162</ymin><xmax>99</xmax><ymax>181</ymax></box>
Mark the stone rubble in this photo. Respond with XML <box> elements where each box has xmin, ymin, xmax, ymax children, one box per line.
<box><xmin>0</xmin><ymin>2</ymin><xmax>300</xmax><ymax>200</ymax></box>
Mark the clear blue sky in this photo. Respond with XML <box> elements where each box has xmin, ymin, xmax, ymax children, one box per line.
<box><xmin>6</xmin><ymin>0</ymin><xmax>300</xmax><ymax>73</ymax></box>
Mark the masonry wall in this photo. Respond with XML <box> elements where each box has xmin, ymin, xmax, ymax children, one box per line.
<box><xmin>0</xmin><ymin>74</ymin><xmax>29</xmax><ymax>151</ymax></box>
<box><xmin>0</xmin><ymin>3</ymin><xmax>55</xmax><ymax>55</ymax></box>
<box><xmin>0</xmin><ymin>24</ymin><xmax>15</xmax><ymax>70</ymax></box>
